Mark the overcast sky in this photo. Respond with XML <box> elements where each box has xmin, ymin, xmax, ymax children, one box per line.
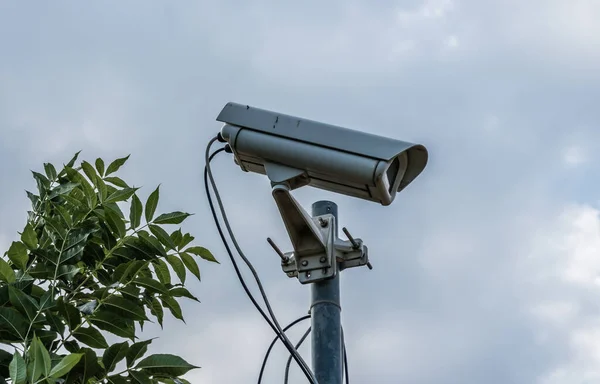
<box><xmin>2</xmin><ymin>1</ymin><xmax>600</xmax><ymax>383</ymax></box>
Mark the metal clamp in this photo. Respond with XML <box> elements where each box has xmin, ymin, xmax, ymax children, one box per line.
<box><xmin>279</xmin><ymin>214</ymin><xmax>336</xmax><ymax>284</ymax></box>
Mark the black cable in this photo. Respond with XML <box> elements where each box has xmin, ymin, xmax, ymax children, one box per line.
<box><xmin>204</xmin><ymin>139</ymin><xmax>313</xmax><ymax>377</ymax></box>
<box><xmin>258</xmin><ymin>315</ymin><xmax>311</xmax><ymax>384</ymax></box>
<box><xmin>342</xmin><ymin>327</ymin><xmax>349</xmax><ymax>384</ymax></box>
<box><xmin>277</xmin><ymin>326</ymin><xmax>349</xmax><ymax>384</ymax></box>
<box><xmin>284</xmin><ymin>327</ymin><xmax>312</xmax><ymax>383</ymax></box>
<box><xmin>203</xmin><ymin>140</ymin><xmax>316</xmax><ymax>383</ymax></box>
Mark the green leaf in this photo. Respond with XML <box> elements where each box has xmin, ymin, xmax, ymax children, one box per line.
<box><xmin>32</xmin><ymin>171</ymin><xmax>50</xmax><ymax>195</ymax></box>
<box><xmin>64</xmin><ymin>340</ymin><xmax>80</xmax><ymax>353</ymax></box>
<box><xmin>21</xmin><ymin>223</ymin><xmax>38</xmax><ymax>250</ymax></box>
<box><xmin>28</xmin><ymin>336</ymin><xmax>51</xmax><ymax>380</ymax></box>
<box><xmin>39</xmin><ymin>290</ymin><xmax>55</xmax><ymax>311</ymax></box>
<box><xmin>106</xmin><ymin>188</ymin><xmax>138</xmax><ymax>204</ymax></box>
<box><xmin>0</xmin><ymin>351</ymin><xmax>12</xmax><ymax>380</ymax></box>
<box><xmin>152</xmin><ymin>212</ymin><xmax>191</xmax><ymax>225</ymax></box>
<box><xmin>106</xmin><ymin>155</ymin><xmax>130</xmax><ymax>176</ymax></box>
<box><xmin>180</xmin><ymin>252</ymin><xmax>201</xmax><ymax>281</ymax></box>
<box><xmin>7</xmin><ymin>241</ymin><xmax>29</xmax><ymax>270</ymax></box>
<box><xmin>95</xmin><ymin>158</ymin><xmax>105</xmax><ymax>177</ymax></box>
<box><xmin>130</xmin><ymin>369</ymin><xmax>152</xmax><ymax>384</ymax></box>
<box><xmin>28</xmin><ymin>263</ymin><xmax>53</xmax><ymax>280</ymax></box>
<box><xmin>104</xmin><ymin>176</ymin><xmax>130</xmax><ymax>188</ymax></box>
<box><xmin>170</xmin><ymin>229</ymin><xmax>183</xmax><ymax>248</ymax></box>
<box><xmin>166</xmin><ymin>255</ymin><xmax>186</xmax><ymax>284</ymax></box>
<box><xmin>65</xmin><ymin>151</ymin><xmax>81</xmax><ymax>169</ymax></box>
<box><xmin>108</xmin><ymin>375</ymin><xmax>130</xmax><ymax>384</ymax></box>
<box><xmin>91</xmin><ymin>310</ymin><xmax>135</xmax><ymax>339</ymax></box>
<box><xmin>126</xmin><ymin>339</ymin><xmax>154</xmax><ymax>368</ymax></box>
<box><xmin>65</xmin><ymin>167</ymin><xmax>98</xmax><ymax>210</ymax></box>
<box><xmin>43</xmin><ymin>216</ymin><xmax>67</xmax><ymax>242</ymax></box>
<box><xmin>69</xmin><ymin>348</ymin><xmax>102</xmax><ymax>383</ymax></box>
<box><xmin>48</xmin><ymin>182</ymin><xmax>80</xmax><ymax>199</ymax></box>
<box><xmin>129</xmin><ymin>194</ymin><xmax>143</xmax><ymax>230</ymax></box>
<box><xmin>49</xmin><ymin>353</ymin><xmax>83</xmax><ymax>378</ymax></box>
<box><xmin>104</xmin><ymin>202</ymin><xmax>126</xmax><ymax>220</ymax></box>
<box><xmin>152</xmin><ymin>259</ymin><xmax>171</xmax><ymax>285</ymax></box>
<box><xmin>185</xmin><ymin>246</ymin><xmax>218</xmax><ymax>263</ymax></box>
<box><xmin>105</xmin><ymin>208</ymin><xmax>126</xmax><ymax>239</ymax></box>
<box><xmin>169</xmin><ymin>287</ymin><xmax>200</xmax><ymax>302</ymax></box>
<box><xmin>121</xmin><ymin>285</ymin><xmax>140</xmax><ymax>300</ymax></box>
<box><xmin>44</xmin><ymin>163</ymin><xmax>57</xmax><ymax>181</ymax></box>
<box><xmin>113</xmin><ymin>260</ymin><xmax>148</xmax><ymax>283</ymax></box>
<box><xmin>179</xmin><ymin>233</ymin><xmax>194</xmax><ymax>250</ymax></box>
<box><xmin>133</xmin><ymin>277</ymin><xmax>167</xmax><ymax>294</ymax></box>
<box><xmin>57</xmin><ymin>264</ymin><xmax>82</xmax><ymax>281</ymax></box>
<box><xmin>8</xmin><ymin>286</ymin><xmax>39</xmax><ymax>322</ymax></box>
<box><xmin>81</xmin><ymin>161</ymin><xmax>98</xmax><ymax>184</ymax></box>
<box><xmin>65</xmin><ymin>340</ymin><xmax>81</xmax><ymax>353</ymax></box>
<box><xmin>0</xmin><ymin>258</ymin><xmax>15</xmax><ymax>283</ymax></box>
<box><xmin>0</xmin><ymin>307</ymin><xmax>28</xmax><ymax>341</ymax></box>
<box><xmin>9</xmin><ymin>352</ymin><xmax>26</xmax><ymax>384</ymax></box>
<box><xmin>149</xmin><ymin>297</ymin><xmax>163</xmax><ymax>328</ymax></box>
<box><xmin>57</xmin><ymin>297</ymin><xmax>82</xmax><ymax>330</ymax></box>
<box><xmin>96</xmin><ymin>176</ymin><xmax>108</xmax><ymax>203</ymax></box>
<box><xmin>134</xmin><ymin>354</ymin><xmax>198</xmax><ymax>376</ymax></box>
<box><xmin>73</xmin><ymin>326</ymin><xmax>109</xmax><ymax>349</ymax></box>
<box><xmin>55</xmin><ymin>205</ymin><xmax>73</xmax><ymax>227</ymax></box>
<box><xmin>58</xmin><ymin>244</ymin><xmax>85</xmax><ymax>266</ymax></box>
<box><xmin>149</xmin><ymin>225</ymin><xmax>177</xmax><ymax>250</ymax></box>
<box><xmin>25</xmin><ymin>191</ymin><xmax>39</xmax><ymax>208</ymax></box>
<box><xmin>64</xmin><ymin>227</ymin><xmax>94</xmax><ymax>253</ymax></box>
<box><xmin>139</xmin><ymin>232</ymin><xmax>167</xmax><ymax>257</ymax></box>
<box><xmin>37</xmin><ymin>329</ymin><xmax>58</xmax><ymax>346</ymax></box>
<box><xmin>102</xmin><ymin>342</ymin><xmax>129</xmax><ymax>373</ymax></box>
<box><xmin>123</xmin><ymin>238</ymin><xmax>158</xmax><ymax>260</ymax></box>
<box><xmin>104</xmin><ymin>296</ymin><xmax>148</xmax><ymax>321</ymax></box>
<box><xmin>161</xmin><ymin>296</ymin><xmax>184</xmax><ymax>322</ymax></box>
<box><xmin>45</xmin><ymin>311</ymin><xmax>65</xmax><ymax>335</ymax></box>
<box><xmin>145</xmin><ymin>186</ymin><xmax>160</xmax><ymax>223</ymax></box>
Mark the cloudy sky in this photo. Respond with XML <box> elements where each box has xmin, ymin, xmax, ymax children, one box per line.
<box><xmin>2</xmin><ymin>0</ymin><xmax>600</xmax><ymax>383</ymax></box>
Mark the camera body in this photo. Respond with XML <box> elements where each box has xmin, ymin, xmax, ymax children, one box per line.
<box><xmin>217</xmin><ymin>102</ymin><xmax>428</xmax><ymax>206</ymax></box>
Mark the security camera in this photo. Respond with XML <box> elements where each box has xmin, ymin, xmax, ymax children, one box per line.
<box><xmin>216</xmin><ymin>102</ymin><xmax>428</xmax><ymax>206</ymax></box>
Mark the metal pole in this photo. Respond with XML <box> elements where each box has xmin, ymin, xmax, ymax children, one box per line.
<box><xmin>310</xmin><ymin>201</ymin><xmax>342</xmax><ymax>384</ymax></box>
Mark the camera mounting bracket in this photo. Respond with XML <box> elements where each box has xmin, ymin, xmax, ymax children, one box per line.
<box><xmin>269</xmin><ymin>181</ymin><xmax>370</xmax><ymax>284</ymax></box>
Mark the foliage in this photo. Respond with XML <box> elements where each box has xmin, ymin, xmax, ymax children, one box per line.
<box><xmin>0</xmin><ymin>152</ymin><xmax>218</xmax><ymax>383</ymax></box>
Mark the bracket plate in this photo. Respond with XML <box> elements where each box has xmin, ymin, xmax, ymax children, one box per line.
<box><xmin>281</xmin><ymin>214</ymin><xmax>336</xmax><ymax>284</ymax></box>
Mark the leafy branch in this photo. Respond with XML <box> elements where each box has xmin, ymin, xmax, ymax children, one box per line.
<box><xmin>0</xmin><ymin>152</ymin><xmax>217</xmax><ymax>383</ymax></box>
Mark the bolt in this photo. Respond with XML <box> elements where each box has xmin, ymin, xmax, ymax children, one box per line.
<box><xmin>318</xmin><ymin>217</ymin><xmax>328</xmax><ymax>227</ymax></box>
<box><xmin>301</xmin><ymin>260</ymin><xmax>309</xmax><ymax>267</ymax></box>
<box><xmin>319</xmin><ymin>256</ymin><xmax>327</xmax><ymax>263</ymax></box>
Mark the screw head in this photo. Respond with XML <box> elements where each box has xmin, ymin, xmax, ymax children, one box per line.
<box><xmin>319</xmin><ymin>257</ymin><xmax>326</xmax><ymax>263</ymax></box>
<box><xmin>319</xmin><ymin>218</ymin><xmax>328</xmax><ymax>227</ymax></box>
<box><xmin>301</xmin><ymin>260</ymin><xmax>309</xmax><ymax>267</ymax></box>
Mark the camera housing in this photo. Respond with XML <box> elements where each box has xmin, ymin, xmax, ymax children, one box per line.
<box><xmin>217</xmin><ymin>102</ymin><xmax>428</xmax><ymax>206</ymax></box>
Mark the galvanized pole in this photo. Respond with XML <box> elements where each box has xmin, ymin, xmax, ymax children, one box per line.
<box><xmin>310</xmin><ymin>201</ymin><xmax>342</xmax><ymax>384</ymax></box>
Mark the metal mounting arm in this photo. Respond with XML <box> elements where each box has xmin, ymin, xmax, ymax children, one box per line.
<box><xmin>271</xmin><ymin>183</ymin><xmax>336</xmax><ymax>284</ymax></box>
